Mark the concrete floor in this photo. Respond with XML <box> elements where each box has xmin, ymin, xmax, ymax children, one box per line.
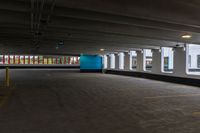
<box><xmin>0</xmin><ymin>69</ymin><xmax>200</xmax><ymax>133</ymax></box>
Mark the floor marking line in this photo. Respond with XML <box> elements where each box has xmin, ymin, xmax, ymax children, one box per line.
<box><xmin>0</xmin><ymin>86</ymin><xmax>14</xmax><ymax>108</ymax></box>
<box><xmin>144</xmin><ymin>93</ymin><xmax>200</xmax><ymax>99</ymax></box>
<box><xmin>192</xmin><ymin>112</ymin><xmax>200</xmax><ymax>117</ymax></box>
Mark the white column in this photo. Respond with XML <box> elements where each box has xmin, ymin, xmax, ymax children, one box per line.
<box><xmin>119</xmin><ymin>52</ymin><xmax>124</xmax><ymax>70</ymax></box>
<box><xmin>136</xmin><ymin>50</ymin><xmax>144</xmax><ymax>72</ymax></box>
<box><xmin>103</xmin><ymin>55</ymin><xmax>108</xmax><ymax>69</ymax></box>
<box><xmin>124</xmin><ymin>52</ymin><xmax>131</xmax><ymax>71</ymax></box>
<box><xmin>109</xmin><ymin>54</ymin><xmax>115</xmax><ymax>69</ymax></box>
<box><xmin>152</xmin><ymin>49</ymin><xmax>162</xmax><ymax>74</ymax></box>
<box><xmin>173</xmin><ymin>47</ymin><xmax>187</xmax><ymax>77</ymax></box>
<box><xmin>115</xmin><ymin>53</ymin><xmax>119</xmax><ymax>70</ymax></box>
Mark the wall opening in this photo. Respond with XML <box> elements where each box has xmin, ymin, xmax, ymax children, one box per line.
<box><xmin>161</xmin><ymin>47</ymin><xmax>174</xmax><ymax>73</ymax></box>
<box><xmin>144</xmin><ymin>49</ymin><xmax>153</xmax><ymax>71</ymax></box>
<box><xmin>0</xmin><ymin>55</ymin><xmax>80</xmax><ymax>65</ymax></box>
<box><xmin>186</xmin><ymin>44</ymin><xmax>200</xmax><ymax>75</ymax></box>
<box><xmin>130</xmin><ymin>51</ymin><xmax>137</xmax><ymax>71</ymax></box>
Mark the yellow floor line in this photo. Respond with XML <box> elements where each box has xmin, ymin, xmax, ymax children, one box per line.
<box><xmin>192</xmin><ymin>112</ymin><xmax>200</xmax><ymax>116</ymax></box>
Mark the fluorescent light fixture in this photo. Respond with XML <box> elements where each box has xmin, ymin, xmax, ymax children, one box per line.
<box><xmin>182</xmin><ymin>34</ymin><xmax>192</xmax><ymax>39</ymax></box>
<box><xmin>100</xmin><ymin>48</ymin><xmax>105</xmax><ymax>51</ymax></box>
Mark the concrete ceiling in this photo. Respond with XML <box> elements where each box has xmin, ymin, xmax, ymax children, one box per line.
<box><xmin>1</xmin><ymin>0</ymin><xmax>200</xmax><ymax>55</ymax></box>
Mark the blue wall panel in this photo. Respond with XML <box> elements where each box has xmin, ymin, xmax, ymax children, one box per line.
<box><xmin>80</xmin><ymin>55</ymin><xmax>102</xmax><ymax>72</ymax></box>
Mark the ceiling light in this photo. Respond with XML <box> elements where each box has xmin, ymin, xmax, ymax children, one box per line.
<box><xmin>182</xmin><ymin>34</ymin><xmax>192</xmax><ymax>39</ymax></box>
<box><xmin>100</xmin><ymin>49</ymin><xmax>105</xmax><ymax>51</ymax></box>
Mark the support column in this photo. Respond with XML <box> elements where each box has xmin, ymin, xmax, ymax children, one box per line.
<box><xmin>152</xmin><ymin>49</ymin><xmax>162</xmax><ymax>74</ymax></box>
<box><xmin>109</xmin><ymin>54</ymin><xmax>115</xmax><ymax>69</ymax></box>
<box><xmin>136</xmin><ymin>50</ymin><xmax>144</xmax><ymax>72</ymax></box>
<box><xmin>173</xmin><ymin>47</ymin><xmax>187</xmax><ymax>77</ymax></box>
<box><xmin>124</xmin><ymin>52</ymin><xmax>131</xmax><ymax>71</ymax></box>
<box><xmin>115</xmin><ymin>53</ymin><xmax>119</xmax><ymax>70</ymax></box>
<box><xmin>107</xmin><ymin>54</ymin><xmax>111</xmax><ymax>69</ymax></box>
<box><xmin>103</xmin><ymin>55</ymin><xmax>108</xmax><ymax>69</ymax></box>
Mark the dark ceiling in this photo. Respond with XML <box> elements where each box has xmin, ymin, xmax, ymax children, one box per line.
<box><xmin>1</xmin><ymin>0</ymin><xmax>200</xmax><ymax>55</ymax></box>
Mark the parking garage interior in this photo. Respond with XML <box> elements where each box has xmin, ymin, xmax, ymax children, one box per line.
<box><xmin>0</xmin><ymin>0</ymin><xmax>200</xmax><ymax>133</ymax></box>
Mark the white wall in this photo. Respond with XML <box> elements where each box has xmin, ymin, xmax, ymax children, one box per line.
<box><xmin>105</xmin><ymin>45</ymin><xmax>200</xmax><ymax>79</ymax></box>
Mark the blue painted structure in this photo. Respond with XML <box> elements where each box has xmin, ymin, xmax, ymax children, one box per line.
<box><xmin>80</xmin><ymin>55</ymin><xmax>102</xmax><ymax>72</ymax></box>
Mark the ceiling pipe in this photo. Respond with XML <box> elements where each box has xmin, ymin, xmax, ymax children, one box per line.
<box><xmin>34</xmin><ymin>0</ymin><xmax>39</xmax><ymax>33</ymax></box>
<box><xmin>31</xmin><ymin>0</ymin><xmax>45</xmax><ymax>47</ymax></box>
<box><xmin>31</xmin><ymin>0</ymin><xmax>34</xmax><ymax>33</ymax></box>
<box><xmin>35</xmin><ymin>0</ymin><xmax>56</xmax><ymax>50</ymax></box>
<box><xmin>46</xmin><ymin>0</ymin><xmax>56</xmax><ymax>24</ymax></box>
<box><xmin>30</xmin><ymin>0</ymin><xmax>57</xmax><ymax>50</ymax></box>
<box><xmin>36</xmin><ymin>0</ymin><xmax>45</xmax><ymax>33</ymax></box>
